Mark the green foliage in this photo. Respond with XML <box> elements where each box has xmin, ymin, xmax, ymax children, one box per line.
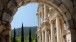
<box><xmin>25</xmin><ymin>35</ymin><xmax>37</xmax><ymax>42</ymax></box>
<box><xmin>11</xmin><ymin>37</ymin><xmax>21</xmax><ymax>42</ymax></box>
<box><xmin>25</xmin><ymin>36</ymin><xmax>29</xmax><ymax>42</ymax></box>
<box><xmin>11</xmin><ymin>34</ymin><xmax>37</xmax><ymax>42</ymax></box>
<box><xmin>11</xmin><ymin>26</ymin><xmax>37</xmax><ymax>42</ymax></box>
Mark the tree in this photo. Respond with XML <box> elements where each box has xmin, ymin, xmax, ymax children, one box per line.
<box><xmin>21</xmin><ymin>23</ymin><xmax>24</xmax><ymax>42</ymax></box>
<box><xmin>11</xmin><ymin>28</ymin><xmax>20</xmax><ymax>42</ymax></box>
<box><xmin>13</xmin><ymin>28</ymin><xmax>16</xmax><ymax>42</ymax></box>
<box><xmin>29</xmin><ymin>28</ymin><xmax>31</xmax><ymax>42</ymax></box>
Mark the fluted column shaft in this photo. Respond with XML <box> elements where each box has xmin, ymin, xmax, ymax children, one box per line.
<box><xmin>42</xmin><ymin>30</ymin><xmax>45</xmax><ymax>42</ymax></box>
<box><xmin>40</xmin><ymin>35</ymin><xmax>42</xmax><ymax>42</ymax></box>
<box><xmin>49</xmin><ymin>34</ymin><xmax>51</xmax><ymax>42</ymax></box>
<box><xmin>38</xmin><ymin>32</ymin><xmax>42</xmax><ymax>42</ymax></box>
<box><xmin>45</xmin><ymin>29</ymin><xmax>48</xmax><ymax>42</ymax></box>
<box><xmin>51</xmin><ymin>21</ymin><xmax>55</xmax><ymax>42</ymax></box>
<box><xmin>56</xmin><ymin>17</ymin><xmax>62</xmax><ymax>42</ymax></box>
<box><xmin>44</xmin><ymin>4</ymin><xmax>46</xmax><ymax>21</ymax></box>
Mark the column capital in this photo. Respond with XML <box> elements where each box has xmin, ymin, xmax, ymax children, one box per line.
<box><xmin>56</xmin><ymin>13</ymin><xmax>61</xmax><ymax>18</ymax></box>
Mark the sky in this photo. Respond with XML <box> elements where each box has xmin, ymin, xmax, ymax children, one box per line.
<box><xmin>11</xmin><ymin>3</ymin><xmax>39</xmax><ymax>29</ymax></box>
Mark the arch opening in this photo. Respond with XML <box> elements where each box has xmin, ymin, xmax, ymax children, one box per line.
<box><xmin>0</xmin><ymin>0</ymin><xmax>73</xmax><ymax>42</ymax></box>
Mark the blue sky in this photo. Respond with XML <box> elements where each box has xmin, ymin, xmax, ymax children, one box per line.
<box><xmin>11</xmin><ymin>3</ymin><xmax>39</xmax><ymax>29</ymax></box>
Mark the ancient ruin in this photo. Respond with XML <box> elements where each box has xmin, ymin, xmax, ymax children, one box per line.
<box><xmin>0</xmin><ymin>0</ymin><xmax>76</xmax><ymax>42</ymax></box>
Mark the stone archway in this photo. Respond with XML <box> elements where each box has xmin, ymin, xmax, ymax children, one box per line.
<box><xmin>0</xmin><ymin>0</ymin><xmax>75</xmax><ymax>42</ymax></box>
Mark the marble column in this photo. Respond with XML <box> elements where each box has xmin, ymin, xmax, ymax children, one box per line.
<box><xmin>44</xmin><ymin>4</ymin><xmax>46</xmax><ymax>21</ymax></box>
<box><xmin>40</xmin><ymin>35</ymin><xmax>42</xmax><ymax>42</ymax></box>
<box><xmin>38</xmin><ymin>36</ymin><xmax>40</xmax><ymax>42</ymax></box>
<box><xmin>49</xmin><ymin>34</ymin><xmax>51</xmax><ymax>42</ymax></box>
<box><xmin>38</xmin><ymin>29</ymin><xmax>42</xmax><ymax>42</ymax></box>
<box><xmin>38</xmin><ymin>33</ymin><xmax>41</xmax><ymax>42</ymax></box>
<box><xmin>51</xmin><ymin>21</ymin><xmax>55</xmax><ymax>42</ymax></box>
<box><xmin>56</xmin><ymin>16</ymin><xmax>62</xmax><ymax>42</ymax></box>
<box><xmin>42</xmin><ymin>30</ymin><xmax>45</xmax><ymax>42</ymax></box>
<box><xmin>37</xmin><ymin>29</ymin><xmax>39</xmax><ymax>42</ymax></box>
<box><xmin>45</xmin><ymin>29</ymin><xmax>48</xmax><ymax>42</ymax></box>
<box><xmin>39</xmin><ymin>13</ymin><xmax>41</xmax><ymax>26</ymax></box>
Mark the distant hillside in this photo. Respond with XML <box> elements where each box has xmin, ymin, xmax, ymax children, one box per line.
<box><xmin>11</xmin><ymin>26</ymin><xmax>37</xmax><ymax>37</ymax></box>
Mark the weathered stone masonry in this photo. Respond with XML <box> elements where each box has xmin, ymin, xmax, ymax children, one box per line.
<box><xmin>0</xmin><ymin>0</ymin><xmax>76</xmax><ymax>42</ymax></box>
